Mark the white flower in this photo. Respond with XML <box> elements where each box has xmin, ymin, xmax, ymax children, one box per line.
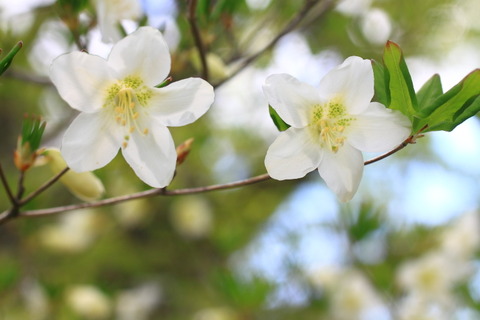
<box><xmin>38</xmin><ymin>209</ymin><xmax>100</xmax><ymax>252</ymax></box>
<box><xmin>50</xmin><ymin>27</ymin><xmax>214</xmax><ymax>188</ymax></box>
<box><xmin>397</xmin><ymin>251</ymin><xmax>467</xmax><ymax>300</ymax></box>
<box><xmin>94</xmin><ymin>0</ymin><xmax>142</xmax><ymax>43</ymax></box>
<box><xmin>170</xmin><ymin>195</ymin><xmax>213</xmax><ymax>239</ymax></box>
<box><xmin>66</xmin><ymin>285</ymin><xmax>112</xmax><ymax>319</ymax></box>
<box><xmin>329</xmin><ymin>269</ymin><xmax>382</xmax><ymax>320</ymax></box>
<box><xmin>116</xmin><ymin>282</ymin><xmax>162</xmax><ymax>320</ymax></box>
<box><xmin>440</xmin><ymin>210</ymin><xmax>480</xmax><ymax>259</ymax></box>
<box><xmin>263</xmin><ymin>56</ymin><xmax>411</xmax><ymax>201</ymax></box>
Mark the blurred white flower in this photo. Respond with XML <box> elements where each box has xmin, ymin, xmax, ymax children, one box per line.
<box><xmin>170</xmin><ymin>196</ymin><xmax>213</xmax><ymax>239</ymax></box>
<box><xmin>329</xmin><ymin>270</ymin><xmax>382</xmax><ymax>320</ymax></box>
<box><xmin>361</xmin><ymin>8</ymin><xmax>392</xmax><ymax>45</ymax></box>
<box><xmin>38</xmin><ymin>209</ymin><xmax>100</xmax><ymax>252</ymax></box>
<box><xmin>66</xmin><ymin>285</ymin><xmax>112</xmax><ymax>319</ymax></box>
<box><xmin>263</xmin><ymin>56</ymin><xmax>411</xmax><ymax>201</ymax></box>
<box><xmin>308</xmin><ymin>265</ymin><xmax>344</xmax><ymax>291</ymax></box>
<box><xmin>397</xmin><ymin>251</ymin><xmax>468</xmax><ymax>300</ymax></box>
<box><xmin>310</xmin><ymin>266</ymin><xmax>382</xmax><ymax>319</ymax></box>
<box><xmin>440</xmin><ymin>211</ymin><xmax>480</xmax><ymax>259</ymax></box>
<box><xmin>115</xmin><ymin>198</ymin><xmax>152</xmax><ymax>227</ymax></box>
<box><xmin>50</xmin><ymin>27</ymin><xmax>214</xmax><ymax>188</ymax></box>
<box><xmin>21</xmin><ymin>279</ymin><xmax>49</xmax><ymax>320</ymax></box>
<box><xmin>193</xmin><ymin>307</ymin><xmax>238</xmax><ymax>320</ymax></box>
<box><xmin>116</xmin><ymin>282</ymin><xmax>162</xmax><ymax>320</ymax></box>
<box><xmin>336</xmin><ymin>0</ymin><xmax>372</xmax><ymax>16</ymax></box>
<box><xmin>397</xmin><ymin>294</ymin><xmax>452</xmax><ymax>320</ymax></box>
<box><xmin>94</xmin><ymin>0</ymin><xmax>142</xmax><ymax>43</ymax></box>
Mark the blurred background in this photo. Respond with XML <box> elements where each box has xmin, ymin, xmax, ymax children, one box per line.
<box><xmin>1</xmin><ymin>0</ymin><xmax>480</xmax><ymax>319</ymax></box>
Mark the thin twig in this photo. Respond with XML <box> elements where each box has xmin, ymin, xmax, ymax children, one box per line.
<box><xmin>15</xmin><ymin>170</ymin><xmax>25</xmax><ymax>202</ymax></box>
<box><xmin>19</xmin><ymin>167</ymin><xmax>70</xmax><ymax>206</ymax></box>
<box><xmin>187</xmin><ymin>0</ymin><xmax>209</xmax><ymax>80</ymax></box>
<box><xmin>364</xmin><ymin>139</ymin><xmax>411</xmax><ymax>166</ymax></box>
<box><xmin>364</xmin><ymin>125</ymin><xmax>428</xmax><ymax>166</ymax></box>
<box><xmin>0</xmin><ymin>126</ymin><xmax>424</xmax><ymax>222</ymax></box>
<box><xmin>0</xmin><ymin>162</ymin><xmax>16</xmax><ymax>205</ymax></box>
<box><xmin>18</xmin><ymin>173</ymin><xmax>272</xmax><ymax>218</ymax></box>
<box><xmin>214</xmin><ymin>0</ymin><xmax>333</xmax><ymax>88</ymax></box>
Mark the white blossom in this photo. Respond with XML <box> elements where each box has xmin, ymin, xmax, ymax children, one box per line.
<box><xmin>397</xmin><ymin>251</ymin><xmax>468</xmax><ymax>301</ymax></box>
<box><xmin>50</xmin><ymin>27</ymin><xmax>214</xmax><ymax>188</ymax></box>
<box><xmin>263</xmin><ymin>56</ymin><xmax>411</xmax><ymax>201</ymax></box>
<box><xmin>440</xmin><ymin>211</ymin><xmax>480</xmax><ymax>259</ymax></box>
<box><xmin>66</xmin><ymin>285</ymin><xmax>112</xmax><ymax>319</ymax></box>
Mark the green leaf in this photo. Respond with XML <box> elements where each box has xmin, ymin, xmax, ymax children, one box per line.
<box><xmin>416</xmin><ymin>74</ymin><xmax>443</xmax><ymax>113</ymax></box>
<box><xmin>371</xmin><ymin>59</ymin><xmax>390</xmax><ymax>106</ymax></box>
<box><xmin>0</xmin><ymin>41</ymin><xmax>22</xmax><ymax>76</ymax></box>
<box><xmin>419</xmin><ymin>69</ymin><xmax>480</xmax><ymax>132</ymax></box>
<box><xmin>269</xmin><ymin>106</ymin><xmax>290</xmax><ymax>131</ymax></box>
<box><xmin>382</xmin><ymin>41</ymin><xmax>418</xmax><ymax>119</ymax></box>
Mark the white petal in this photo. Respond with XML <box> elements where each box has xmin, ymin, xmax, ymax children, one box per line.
<box><xmin>61</xmin><ymin>112</ymin><xmax>122</xmax><ymax>172</ymax></box>
<box><xmin>108</xmin><ymin>27</ymin><xmax>171</xmax><ymax>86</ymax></box>
<box><xmin>318</xmin><ymin>56</ymin><xmax>374</xmax><ymax>114</ymax></box>
<box><xmin>318</xmin><ymin>144</ymin><xmax>364</xmax><ymax>202</ymax></box>
<box><xmin>122</xmin><ymin>121</ymin><xmax>176</xmax><ymax>188</ymax></box>
<box><xmin>263</xmin><ymin>74</ymin><xmax>319</xmax><ymax>128</ymax></box>
<box><xmin>265</xmin><ymin>127</ymin><xmax>322</xmax><ymax>180</ymax></box>
<box><xmin>347</xmin><ymin>102</ymin><xmax>412</xmax><ymax>152</ymax></box>
<box><xmin>50</xmin><ymin>52</ymin><xmax>115</xmax><ymax>113</ymax></box>
<box><xmin>148</xmin><ymin>78</ymin><xmax>214</xmax><ymax>127</ymax></box>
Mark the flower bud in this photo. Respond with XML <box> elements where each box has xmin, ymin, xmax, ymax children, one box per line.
<box><xmin>176</xmin><ymin>138</ymin><xmax>194</xmax><ymax>166</ymax></box>
<box><xmin>44</xmin><ymin>148</ymin><xmax>105</xmax><ymax>202</ymax></box>
<box><xmin>14</xmin><ymin>114</ymin><xmax>46</xmax><ymax>172</ymax></box>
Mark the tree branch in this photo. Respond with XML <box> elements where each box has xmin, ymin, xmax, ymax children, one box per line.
<box><xmin>187</xmin><ymin>0</ymin><xmax>209</xmax><ymax>81</ymax></box>
<box><xmin>0</xmin><ymin>162</ymin><xmax>15</xmax><ymax>205</ymax></box>
<box><xmin>214</xmin><ymin>0</ymin><xmax>334</xmax><ymax>88</ymax></box>
<box><xmin>0</xmin><ymin>126</ymin><xmax>424</xmax><ymax>223</ymax></box>
<box><xmin>16</xmin><ymin>173</ymin><xmax>272</xmax><ymax>218</ymax></box>
<box><xmin>18</xmin><ymin>167</ymin><xmax>70</xmax><ymax>206</ymax></box>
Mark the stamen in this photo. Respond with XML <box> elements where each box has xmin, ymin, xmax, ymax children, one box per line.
<box><xmin>310</xmin><ymin>100</ymin><xmax>353</xmax><ymax>153</ymax></box>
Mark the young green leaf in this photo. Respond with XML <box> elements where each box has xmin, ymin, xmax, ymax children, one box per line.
<box><xmin>416</xmin><ymin>74</ymin><xmax>443</xmax><ymax>113</ymax></box>
<box><xmin>383</xmin><ymin>41</ymin><xmax>418</xmax><ymax>119</ymax></box>
<box><xmin>269</xmin><ymin>106</ymin><xmax>290</xmax><ymax>132</ymax></box>
<box><xmin>371</xmin><ymin>59</ymin><xmax>390</xmax><ymax>107</ymax></box>
<box><xmin>0</xmin><ymin>41</ymin><xmax>22</xmax><ymax>76</ymax></box>
<box><xmin>419</xmin><ymin>69</ymin><xmax>480</xmax><ymax>132</ymax></box>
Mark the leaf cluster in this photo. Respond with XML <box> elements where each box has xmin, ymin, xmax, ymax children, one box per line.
<box><xmin>373</xmin><ymin>41</ymin><xmax>480</xmax><ymax>133</ymax></box>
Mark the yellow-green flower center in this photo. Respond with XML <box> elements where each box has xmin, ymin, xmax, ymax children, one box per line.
<box><xmin>104</xmin><ymin>76</ymin><xmax>153</xmax><ymax>148</ymax></box>
<box><xmin>310</xmin><ymin>98</ymin><xmax>354</xmax><ymax>153</ymax></box>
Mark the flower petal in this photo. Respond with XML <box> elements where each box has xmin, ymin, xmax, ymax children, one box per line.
<box><xmin>108</xmin><ymin>27</ymin><xmax>171</xmax><ymax>86</ymax></box>
<box><xmin>318</xmin><ymin>144</ymin><xmax>364</xmax><ymax>202</ymax></box>
<box><xmin>263</xmin><ymin>74</ymin><xmax>319</xmax><ymax>128</ymax></box>
<box><xmin>61</xmin><ymin>112</ymin><xmax>122</xmax><ymax>172</ymax></box>
<box><xmin>265</xmin><ymin>127</ymin><xmax>322</xmax><ymax>180</ymax></box>
<box><xmin>122</xmin><ymin>120</ymin><xmax>176</xmax><ymax>188</ymax></box>
<box><xmin>50</xmin><ymin>52</ymin><xmax>115</xmax><ymax>113</ymax></box>
<box><xmin>45</xmin><ymin>148</ymin><xmax>105</xmax><ymax>202</ymax></box>
<box><xmin>347</xmin><ymin>102</ymin><xmax>412</xmax><ymax>152</ymax></box>
<box><xmin>318</xmin><ymin>56</ymin><xmax>374</xmax><ymax>114</ymax></box>
<box><xmin>148</xmin><ymin>78</ymin><xmax>214</xmax><ymax>127</ymax></box>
